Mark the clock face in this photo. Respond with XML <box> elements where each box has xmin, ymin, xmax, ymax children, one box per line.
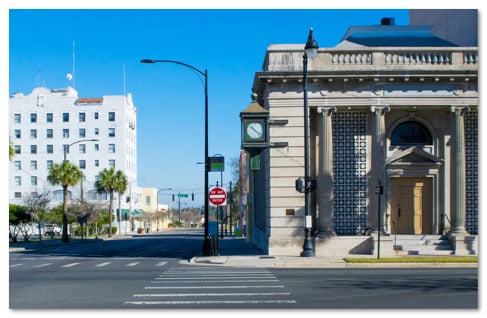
<box><xmin>246</xmin><ymin>121</ymin><xmax>264</xmax><ymax>140</ymax></box>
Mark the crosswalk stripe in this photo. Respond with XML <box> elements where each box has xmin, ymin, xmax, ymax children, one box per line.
<box><xmin>125</xmin><ymin>300</ymin><xmax>297</xmax><ymax>305</ymax></box>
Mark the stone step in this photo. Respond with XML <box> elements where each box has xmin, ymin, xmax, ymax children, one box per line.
<box><xmin>392</xmin><ymin>234</ymin><xmax>453</xmax><ymax>255</ymax></box>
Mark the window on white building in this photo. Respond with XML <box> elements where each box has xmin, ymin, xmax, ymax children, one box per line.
<box><xmin>63</xmin><ymin>129</ymin><xmax>69</xmax><ymax>138</ymax></box>
<box><xmin>94</xmin><ymin>144</ymin><xmax>99</xmax><ymax>151</ymax></box>
<box><xmin>145</xmin><ymin>196</ymin><xmax>151</xmax><ymax>205</ymax></box>
<box><xmin>46</xmin><ymin>144</ymin><xmax>53</xmax><ymax>154</ymax></box>
<box><xmin>14</xmin><ymin>176</ymin><xmax>21</xmax><ymax>186</ymax></box>
<box><xmin>94</xmin><ymin>128</ymin><xmax>99</xmax><ymax>135</ymax></box>
<box><xmin>108</xmin><ymin>144</ymin><xmax>115</xmax><ymax>153</ymax></box>
<box><xmin>46</xmin><ymin>112</ymin><xmax>53</xmax><ymax>123</ymax></box>
<box><xmin>14</xmin><ymin>145</ymin><xmax>21</xmax><ymax>154</ymax></box>
<box><xmin>31</xmin><ymin>176</ymin><xmax>37</xmax><ymax>186</ymax></box>
<box><xmin>14</xmin><ymin>113</ymin><xmax>21</xmax><ymax>123</ymax></box>
<box><xmin>14</xmin><ymin>192</ymin><xmax>21</xmax><ymax>199</ymax></box>
<box><xmin>95</xmin><ymin>159</ymin><xmax>99</xmax><ymax>167</ymax></box>
<box><xmin>47</xmin><ymin>160</ymin><xmax>53</xmax><ymax>169</ymax></box>
<box><xmin>79</xmin><ymin>128</ymin><xmax>86</xmax><ymax>138</ymax></box>
<box><xmin>79</xmin><ymin>160</ymin><xmax>86</xmax><ymax>169</ymax></box>
<box><xmin>30</xmin><ymin>129</ymin><xmax>37</xmax><ymax>139</ymax></box>
<box><xmin>79</xmin><ymin>144</ymin><xmax>86</xmax><ymax>154</ymax></box>
<box><xmin>108</xmin><ymin>128</ymin><xmax>115</xmax><ymax>137</ymax></box>
<box><xmin>108</xmin><ymin>112</ymin><xmax>115</xmax><ymax>121</ymax></box>
<box><xmin>30</xmin><ymin>160</ymin><xmax>37</xmax><ymax>170</ymax></box>
<box><xmin>14</xmin><ymin>161</ymin><xmax>21</xmax><ymax>170</ymax></box>
<box><xmin>30</xmin><ymin>145</ymin><xmax>37</xmax><ymax>154</ymax></box>
<box><xmin>79</xmin><ymin>112</ymin><xmax>86</xmax><ymax>122</ymax></box>
<box><xmin>14</xmin><ymin>129</ymin><xmax>21</xmax><ymax>138</ymax></box>
<box><xmin>94</xmin><ymin>112</ymin><xmax>99</xmax><ymax>120</ymax></box>
<box><xmin>46</xmin><ymin>129</ymin><xmax>53</xmax><ymax>138</ymax></box>
<box><xmin>30</xmin><ymin>113</ymin><xmax>37</xmax><ymax>123</ymax></box>
<box><xmin>62</xmin><ymin>112</ymin><xmax>69</xmax><ymax>122</ymax></box>
<box><xmin>109</xmin><ymin>159</ymin><xmax>115</xmax><ymax>167</ymax></box>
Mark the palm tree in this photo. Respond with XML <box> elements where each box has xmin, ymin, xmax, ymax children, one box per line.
<box><xmin>47</xmin><ymin>161</ymin><xmax>83</xmax><ymax>243</ymax></box>
<box><xmin>9</xmin><ymin>139</ymin><xmax>14</xmax><ymax>161</ymax></box>
<box><xmin>95</xmin><ymin>167</ymin><xmax>127</xmax><ymax>237</ymax></box>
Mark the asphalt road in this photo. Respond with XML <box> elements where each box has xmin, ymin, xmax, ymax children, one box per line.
<box><xmin>9</xmin><ymin>229</ymin><xmax>478</xmax><ymax>309</ymax></box>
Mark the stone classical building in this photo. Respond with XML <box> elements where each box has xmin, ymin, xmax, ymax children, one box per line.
<box><xmin>247</xmin><ymin>17</ymin><xmax>478</xmax><ymax>256</ymax></box>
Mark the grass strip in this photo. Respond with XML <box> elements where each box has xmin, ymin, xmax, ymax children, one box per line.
<box><xmin>343</xmin><ymin>256</ymin><xmax>478</xmax><ymax>263</ymax></box>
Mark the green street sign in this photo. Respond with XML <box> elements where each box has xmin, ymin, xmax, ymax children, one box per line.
<box><xmin>177</xmin><ymin>194</ymin><xmax>189</xmax><ymax>198</ymax></box>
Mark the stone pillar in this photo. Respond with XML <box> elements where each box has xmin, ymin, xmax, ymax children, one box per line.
<box><xmin>317</xmin><ymin>106</ymin><xmax>336</xmax><ymax>237</ymax></box>
<box><xmin>450</xmin><ymin>106</ymin><xmax>469</xmax><ymax>235</ymax></box>
<box><xmin>370</xmin><ymin>106</ymin><xmax>390</xmax><ymax>233</ymax></box>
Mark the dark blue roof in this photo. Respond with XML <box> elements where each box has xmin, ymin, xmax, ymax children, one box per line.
<box><xmin>340</xmin><ymin>25</ymin><xmax>458</xmax><ymax>47</ymax></box>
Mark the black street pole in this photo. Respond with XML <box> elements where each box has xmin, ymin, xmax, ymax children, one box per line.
<box><xmin>140</xmin><ymin>59</ymin><xmax>214</xmax><ymax>255</ymax></box>
<box><xmin>301</xmin><ymin>28</ymin><xmax>318</xmax><ymax>257</ymax></box>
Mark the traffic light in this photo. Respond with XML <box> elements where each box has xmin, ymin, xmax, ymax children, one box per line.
<box><xmin>192</xmin><ymin>192</ymin><xmax>194</xmax><ymax>201</ymax></box>
<box><xmin>172</xmin><ymin>194</ymin><xmax>175</xmax><ymax>201</ymax></box>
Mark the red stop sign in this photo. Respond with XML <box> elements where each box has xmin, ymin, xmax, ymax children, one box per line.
<box><xmin>209</xmin><ymin>187</ymin><xmax>227</xmax><ymax>206</ymax></box>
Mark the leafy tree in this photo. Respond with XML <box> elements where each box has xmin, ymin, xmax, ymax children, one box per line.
<box><xmin>69</xmin><ymin>200</ymin><xmax>105</xmax><ymax>239</ymax></box>
<box><xmin>23</xmin><ymin>192</ymin><xmax>51</xmax><ymax>240</ymax></box>
<box><xmin>9</xmin><ymin>204</ymin><xmax>28</xmax><ymax>242</ymax></box>
<box><xmin>47</xmin><ymin>161</ymin><xmax>83</xmax><ymax>242</ymax></box>
<box><xmin>95</xmin><ymin>167</ymin><xmax>127</xmax><ymax>237</ymax></box>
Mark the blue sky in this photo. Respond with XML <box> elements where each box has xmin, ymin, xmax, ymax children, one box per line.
<box><xmin>6</xmin><ymin>4</ymin><xmax>414</xmax><ymax>205</ymax></box>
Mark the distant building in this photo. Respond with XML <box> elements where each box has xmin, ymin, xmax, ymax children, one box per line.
<box><xmin>9</xmin><ymin>86</ymin><xmax>142</xmax><ymax>230</ymax></box>
<box><xmin>410</xmin><ymin>9</ymin><xmax>478</xmax><ymax>46</ymax></box>
<box><xmin>247</xmin><ymin>14</ymin><xmax>478</xmax><ymax>256</ymax></box>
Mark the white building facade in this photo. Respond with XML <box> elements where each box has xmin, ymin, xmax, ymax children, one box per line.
<box><xmin>9</xmin><ymin>86</ymin><xmax>142</xmax><ymax>219</ymax></box>
<box><xmin>247</xmin><ymin>18</ymin><xmax>478</xmax><ymax>256</ymax></box>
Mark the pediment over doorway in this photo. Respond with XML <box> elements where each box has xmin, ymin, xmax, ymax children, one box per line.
<box><xmin>386</xmin><ymin>147</ymin><xmax>443</xmax><ymax>166</ymax></box>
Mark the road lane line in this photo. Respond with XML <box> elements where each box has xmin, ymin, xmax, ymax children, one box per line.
<box><xmin>151</xmin><ymin>279</ymin><xmax>279</xmax><ymax>283</ymax></box>
<box><xmin>33</xmin><ymin>263</ymin><xmax>53</xmax><ymax>268</ymax></box>
<box><xmin>155</xmin><ymin>262</ymin><xmax>168</xmax><ymax>267</ymax></box>
<box><xmin>9</xmin><ymin>264</ymin><xmax>23</xmax><ymax>268</ymax></box>
<box><xmin>125</xmin><ymin>262</ymin><xmax>140</xmax><ymax>267</ymax></box>
<box><xmin>95</xmin><ymin>262</ymin><xmax>112</xmax><ymax>267</ymax></box>
<box><xmin>62</xmin><ymin>262</ymin><xmax>81</xmax><ymax>268</ymax></box>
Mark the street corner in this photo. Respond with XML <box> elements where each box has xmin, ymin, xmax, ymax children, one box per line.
<box><xmin>185</xmin><ymin>256</ymin><xmax>231</xmax><ymax>266</ymax></box>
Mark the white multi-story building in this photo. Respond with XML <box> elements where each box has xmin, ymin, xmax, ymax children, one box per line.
<box><xmin>9</xmin><ymin>86</ymin><xmax>141</xmax><ymax>214</ymax></box>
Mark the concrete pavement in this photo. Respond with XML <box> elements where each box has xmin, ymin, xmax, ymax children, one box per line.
<box><xmin>187</xmin><ymin>236</ymin><xmax>478</xmax><ymax>268</ymax></box>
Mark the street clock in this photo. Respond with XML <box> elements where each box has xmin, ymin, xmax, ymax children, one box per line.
<box><xmin>240</xmin><ymin>93</ymin><xmax>269</xmax><ymax>157</ymax></box>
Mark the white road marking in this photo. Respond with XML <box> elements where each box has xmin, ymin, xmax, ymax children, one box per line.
<box><xmin>125</xmin><ymin>300</ymin><xmax>297</xmax><ymax>305</ymax></box>
<box><xmin>155</xmin><ymin>262</ymin><xmax>168</xmax><ymax>267</ymax></box>
<box><xmin>145</xmin><ymin>285</ymin><xmax>284</xmax><ymax>289</ymax></box>
<box><xmin>9</xmin><ymin>264</ymin><xmax>23</xmax><ymax>268</ymax></box>
<box><xmin>62</xmin><ymin>262</ymin><xmax>80</xmax><ymax>268</ymax></box>
<box><xmin>134</xmin><ymin>292</ymin><xmax>290</xmax><ymax>297</ymax></box>
<box><xmin>33</xmin><ymin>263</ymin><xmax>52</xmax><ymax>268</ymax></box>
<box><xmin>95</xmin><ymin>262</ymin><xmax>112</xmax><ymax>267</ymax></box>
<box><xmin>125</xmin><ymin>262</ymin><xmax>140</xmax><ymax>267</ymax></box>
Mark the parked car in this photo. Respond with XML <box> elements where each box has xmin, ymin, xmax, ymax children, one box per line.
<box><xmin>44</xmin><ymin>224</ymin><xmax>61</xmax><ymax>236</ymax></box>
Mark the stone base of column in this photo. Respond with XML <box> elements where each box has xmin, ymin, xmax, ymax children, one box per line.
<box><xmin>370</xmin><ymin>233</ymin><xmax>395</xmax><ymax>257</ymax></box>
<box><xmin>448</xmin><ymin>233</ymin><xmax>478</xmax><ymax>256</ymax></box>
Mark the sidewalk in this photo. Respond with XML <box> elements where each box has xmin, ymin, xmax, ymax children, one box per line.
<box><xmin>187</xmin><ymin>236</ymin><xmax>478</xmax><ymax>268</ymax></box>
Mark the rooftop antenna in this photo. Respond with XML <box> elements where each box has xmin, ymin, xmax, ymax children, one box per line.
<box><xmin>36</xmin><ymin>65</ymin><xmax>42</xmax><ymax>87</ymax></box>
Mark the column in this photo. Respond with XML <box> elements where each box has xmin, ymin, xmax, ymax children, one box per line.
<box><xmin>450</xmin><ymin>106</ymin><xmax>469</xmax><ymax>234</ymax></box>
<box><xmin>370</xmin><ymin>106</ymin><xmax>390</xmax><ymax>233</ymax></box>
<box><xmin>317</xmin><ymin>106</ymin><xmax>336</xmax><ymax>236</ymax></box>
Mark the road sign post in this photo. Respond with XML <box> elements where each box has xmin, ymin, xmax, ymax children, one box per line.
<box><xmin>209</xmin><ymin>187</ymin><xmax>227</xmax><ymax>206</ymax></box>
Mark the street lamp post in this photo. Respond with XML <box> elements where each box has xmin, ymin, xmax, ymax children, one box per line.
<box><xmin>140</xmin><ymin>59</ymin><xmax>215</xmax><ymax>256</ymax></box>
<box><xmin>301</xmin><ymin>28</ymin><xmax>319</xmax><ymax>257</ymax></box>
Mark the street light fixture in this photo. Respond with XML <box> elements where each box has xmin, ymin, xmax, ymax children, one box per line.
<box><xmin>140</xmin><ymin>58</ymin><xmax>215</xmax><ymax>256</ymax></box>
<box><xmin>301</xmin><ymin>28</ymin><xmax>319</xmax><ymax>257</ymax></box>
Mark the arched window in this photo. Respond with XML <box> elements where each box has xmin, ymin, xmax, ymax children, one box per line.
<box><xmin>391</xmin><ymin>121</ymin><xmax>432</xmax><ymax>146</ymax></box>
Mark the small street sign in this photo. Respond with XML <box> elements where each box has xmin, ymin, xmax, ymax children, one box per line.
<box><xmin>177</xmin><ymin>194</ymin><xmax>189</xmax><ymax>198</ymax></box>
<box><xmin>208</xmin><ymin>187</ymin><xmax>227</xmax><ymax>206</ymax></box>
